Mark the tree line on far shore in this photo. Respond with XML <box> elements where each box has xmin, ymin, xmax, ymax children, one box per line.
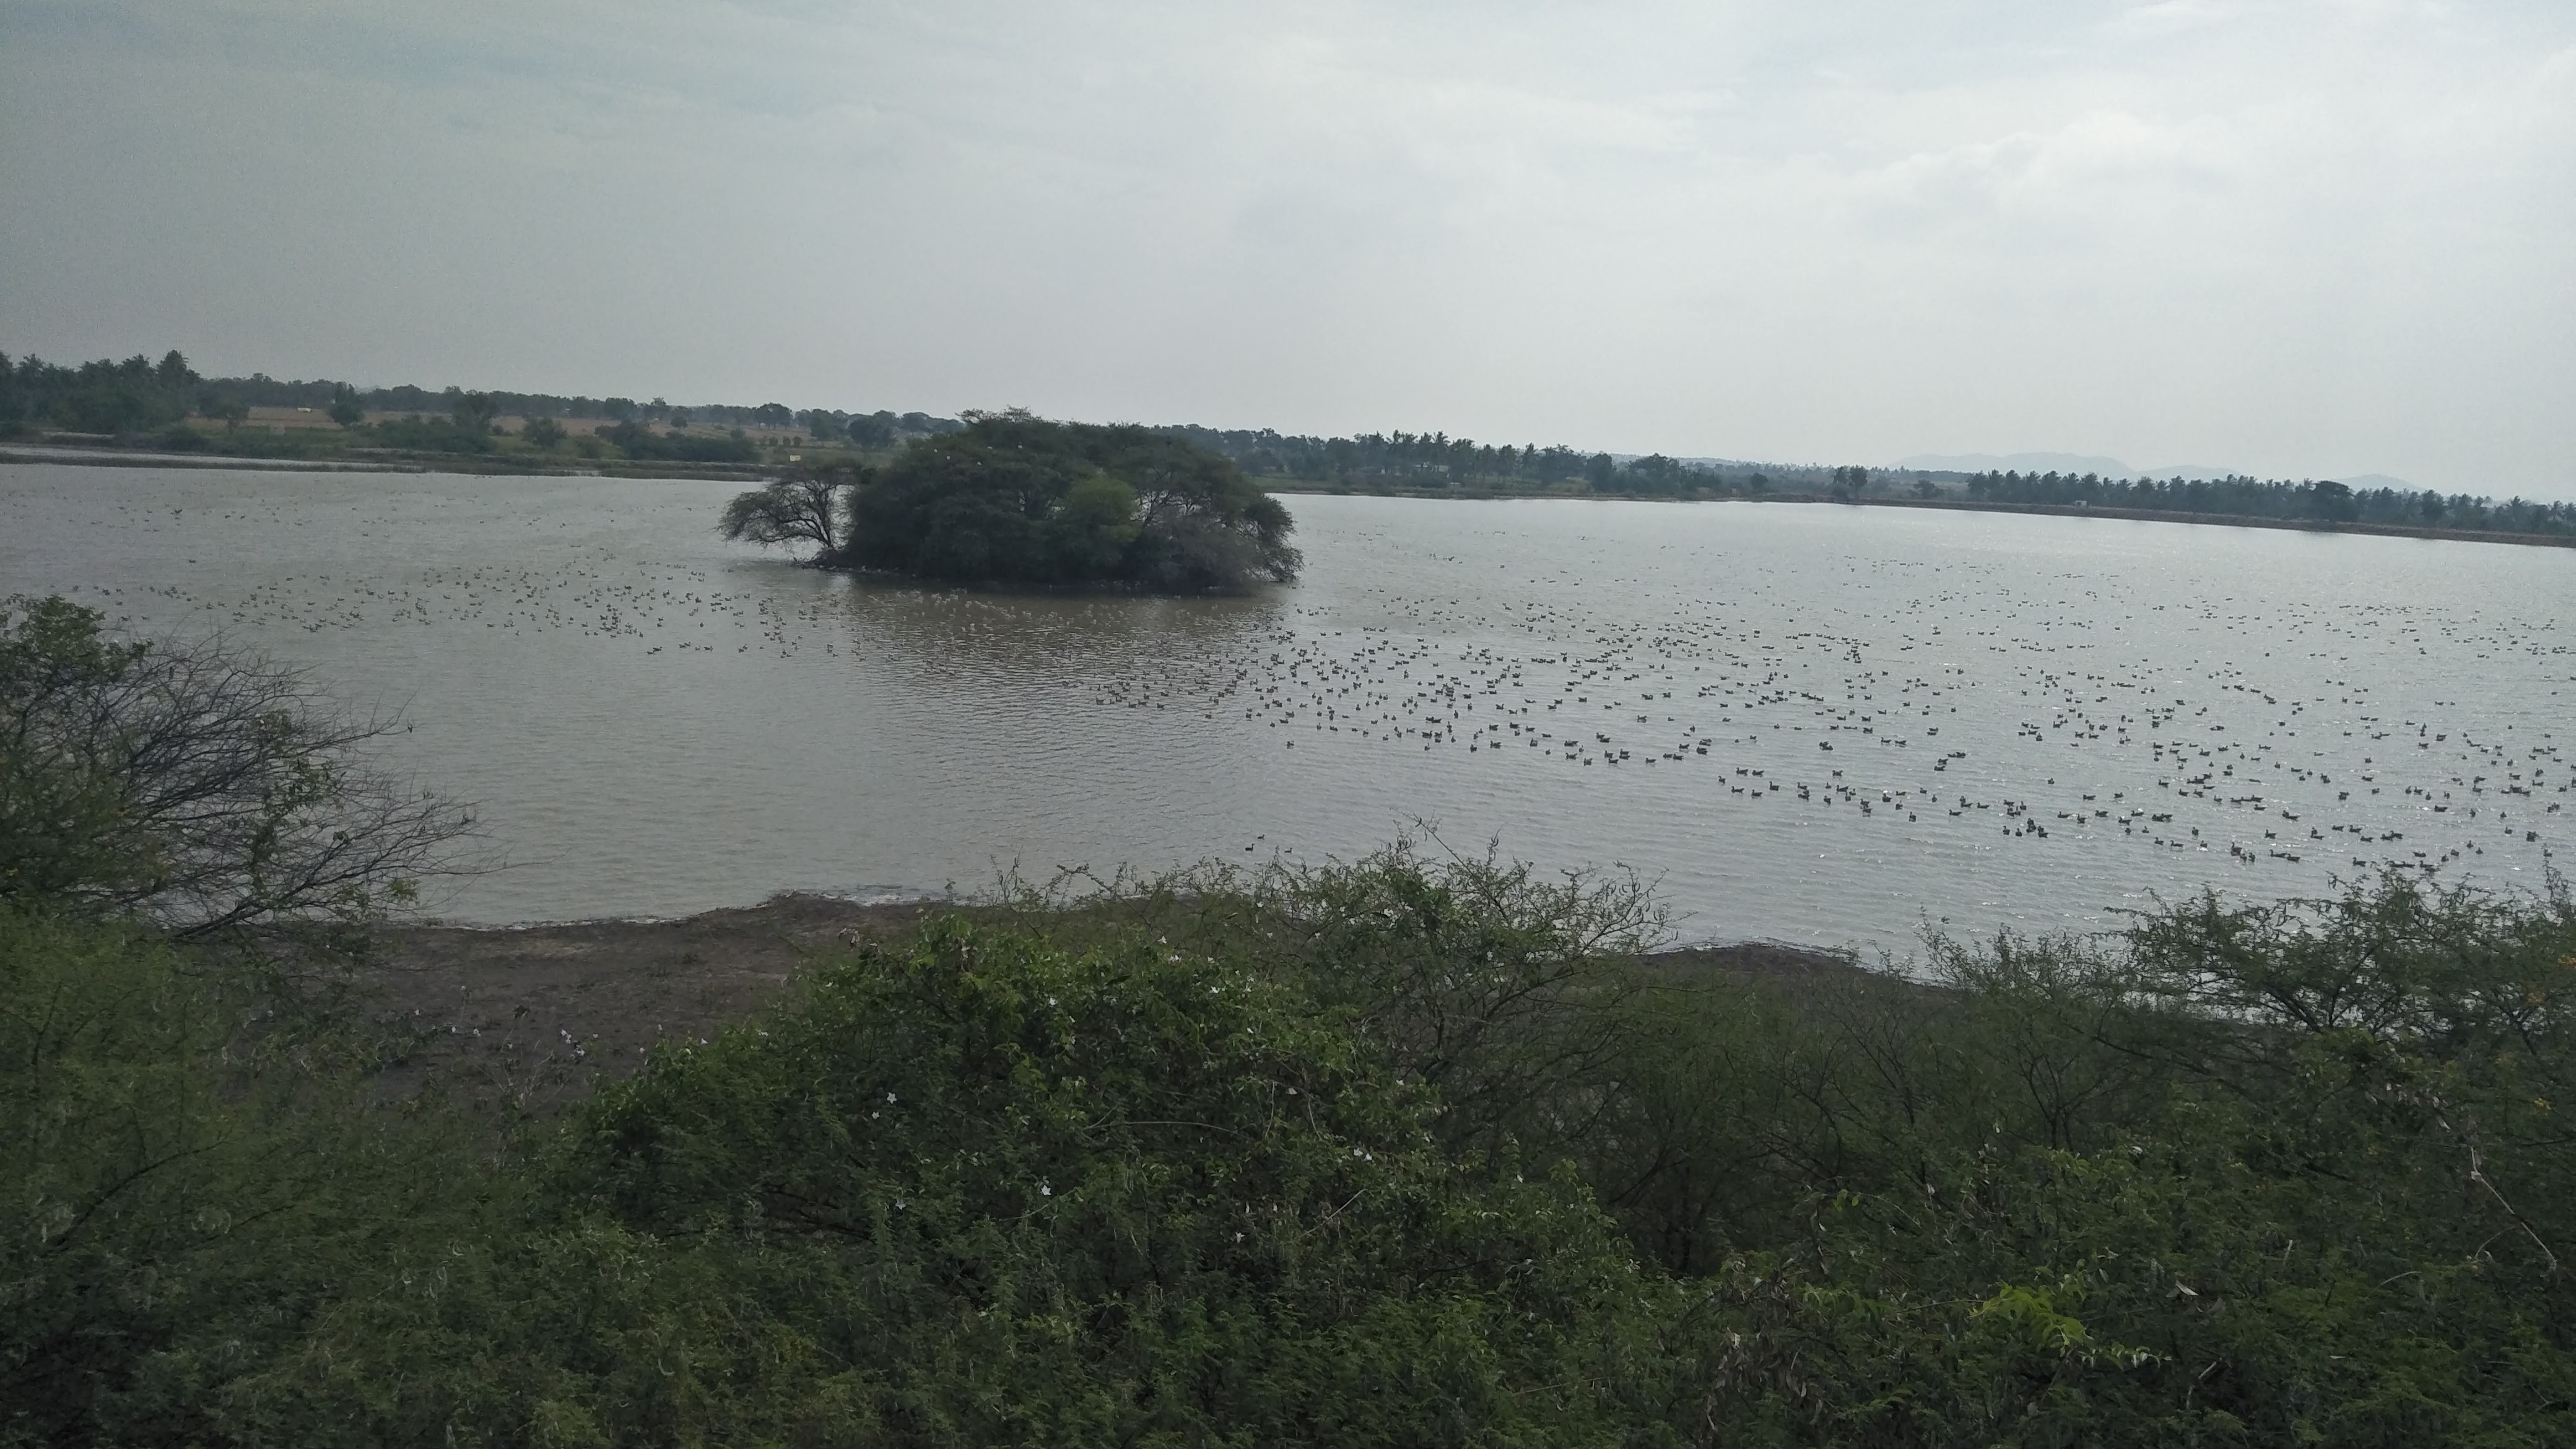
<box><xmin>10</xmin><ymin>346</ymin><xmax>2569</xmax><ymax>542</ymax></box>
<box><xmin>1164</xmin><ymin>429</ymin><xmax>2576</xmax><ymax>537</ymax></box>
<box><xmin>0</xmin><ymin>345</ymin><xmax>1816</xmax><ymax>494</ymax></box>
<box><xmin>1963</xmin><ymin>468</ymin><xmax>2576</xmax><ymax>539</ymax></box>
<box><xmin>1159</xmin><ymin>422</ymin><xmax>1824</xmax><ymax>496</ymax></box>
<box><xmin>0</xmin><ymin>349</ymin><xmax>964</xmax><ymax>464</ymax></box>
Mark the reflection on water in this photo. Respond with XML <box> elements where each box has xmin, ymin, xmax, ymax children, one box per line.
<box><xmin>3</xmin><ymin>463</ymin><xmax>2570</xmax><ymax>952</ymax></box>
<box><xmin>817</xmin><ymin>575</ymin><xmax>1283</xmax><ymax>689</ymax></box>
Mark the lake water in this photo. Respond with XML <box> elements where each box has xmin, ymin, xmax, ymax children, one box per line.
<box><xmin>6</xmin><ymin>463</ymin><xmax>2570</xmax><ymax>953</ymax></box>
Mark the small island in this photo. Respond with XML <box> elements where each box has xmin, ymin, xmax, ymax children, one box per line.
<box><xmin>720</xmin><ymin>409</ymin><xmax>1302</xmax><ymax>593</ymax></box>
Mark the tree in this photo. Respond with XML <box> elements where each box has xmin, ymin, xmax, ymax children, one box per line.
<box><xmin>0</xmin><ymin>596</ymin><xmax>477</xmax><ymax>938</ymax></box>
<box><xmin>599</xmin><ymin>421</ymin><xmax>754</xmax><ymax>464</ymax></box>
<box><xmin>837</xmin><ymin>411</ymin><xmax>1299</xmax><ymax>591</ymax></box>
<box><xmin>521</xmin><ymin>416</ymin><xmax>566</xmax><ymax>448</ymax></box>
<box><xmin>326</xmin><ymin>383</ymin><xmax>365</xmax><ymax>428</ymax></box>
<box><xmin>197</xmin><ymin>386</ymin><xmax>250</xmax><ymax>432</ymax></box>
<box><xmin>450</xmin><ymin>390</ymin><xmax>501</xmax><ymax>433</ymax></box>
<box><xmin>2304</xmin><ymin>479</ymin><xmax>2359</xmax><ymax>522</ymax></box>
<box><xmin>751</xmin><ymin>402</ymin><xmax>793</xmax><ymax>428</ymax></box>
<box><xmin>1624</xmin><ymin>454</ymin><xmax>1684</xmax><ymax>495</ymax></box>
<box><xmin>718</xmin><ymin>468</ymin><xmax>858</xmax><ymax>560</ymax></box>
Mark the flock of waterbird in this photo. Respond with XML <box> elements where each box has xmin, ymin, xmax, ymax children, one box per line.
<box><xmin>1066</xmin><ymin>589</ymin><xmax>2568</xmax><ymax>882</ymax></box>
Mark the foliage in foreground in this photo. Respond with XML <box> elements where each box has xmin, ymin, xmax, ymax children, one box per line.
<box><xmin>0</xmin><ymin>907</ymin><xmax>493</xmax><ymax>1448</ymax></box>
<box><xmin>6</xmin><ymin>833</ymin><xmax>2576</xmax><ymax>1444</ymax></box>
<box><xmin>0</xmin><ymin>596</ymin><xmax>476</xmax><ymax>939</ymax></box>
<box><xmin>248</xmin><ymin>915</ymin><xmax>1656</xmax><ymax>1445</ymax></box>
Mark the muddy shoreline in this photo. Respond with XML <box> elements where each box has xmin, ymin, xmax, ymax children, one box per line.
<box><xmin>363</xmin><ymin>895</ymin><xmax>1858</xmax><ymax>1110</ymax></box>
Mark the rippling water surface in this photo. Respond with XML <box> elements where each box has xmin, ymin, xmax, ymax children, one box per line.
<box><xmin>6</xmin><ymin>464</ymin><xmax>2571</xmax><ymax>950</ymax></box>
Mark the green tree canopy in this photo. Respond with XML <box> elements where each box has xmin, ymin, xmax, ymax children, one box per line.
<box><xmin>448</xmin><ymin>390</ymin><xmax>502</xmax><ymax>433</ymax></box>
<box><xmin>838</xmin><ymin>411</ymin><xmax>1300</xmax><ymax>592</ymax></box>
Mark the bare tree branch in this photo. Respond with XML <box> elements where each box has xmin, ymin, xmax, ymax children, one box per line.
<box><xmin>2</xmin><ymin>595</ymin><xmax>482</xmax><ymax>937</ymax></box>
<box><xmin>720</xmin><ymin>466</ymin><xmax>863</xmax><ymax>562</ymax></box>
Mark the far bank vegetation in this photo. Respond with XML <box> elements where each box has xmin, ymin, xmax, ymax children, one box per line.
<box><xmin>13</xmin><ymin>347</ymin><xmax>2570</xmax><ymax>544</ymax></box>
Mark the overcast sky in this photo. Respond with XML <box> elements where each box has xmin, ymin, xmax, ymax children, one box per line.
<box><xmin>4</xmin><ymin>1</ymin><xmax>2571</xmax><ymax>492</ymax></box>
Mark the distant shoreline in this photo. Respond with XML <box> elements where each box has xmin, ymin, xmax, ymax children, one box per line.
<box><xmin>0</xmin><ymin>441</ymin><xmax>768</xmax><ymax>483</ymax></box>
<box><xmin>12</xmin><ymin>440</ymin><xmax>2572</xmax><ymax>550</ymax></box>
<box><xmin>1855</xmin><ymin>494</ymin><xmax>2576</xmax><ymax>549</ymax></box>
<box><xmin>1267</xmin><ymin>481</ymin><xmax>2576</xmax><ymax>550</ymax></box>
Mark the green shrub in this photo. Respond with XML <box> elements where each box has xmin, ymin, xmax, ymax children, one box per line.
<box><xmin>253</xmin><ymin>917</ymin><xmax>1662</xmax><ymax>1446</ymax></box>
<box><xmin>366</xmin><ymin>416</ymin><xmax>496</xmax><ymax>453</ymax></box>
<box><xmin>596</xmin><ymin>421</ymin><xmax>756</xmax><ymax>463</ymax></box>
<box><xmin>0</xmin><ymin>907</ymin><xmax>492</xmax><ymax>1447</ymax></box>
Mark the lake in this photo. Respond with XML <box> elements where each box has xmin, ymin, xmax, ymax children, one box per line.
<box><xmin>5</xmin><ymin>463</ymin><xmax>2569</xmax><ymax>953</ymax></box>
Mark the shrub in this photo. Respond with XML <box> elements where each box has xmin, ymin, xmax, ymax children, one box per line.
<box><xmin>0</xmin><ymin>907</ymin><xmax>489</xmax><ymax>1447</ymax></box>
<box><xmin>248</xmin><ymin>917</ymin><xmax>1662</xmax><ymax>1445</ymax></box>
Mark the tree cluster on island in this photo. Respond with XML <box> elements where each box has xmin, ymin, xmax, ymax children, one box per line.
<box><xmin>721</xmin><ymin>411</ymin><xmax>1302</xmax><ymax>593</ymax></box>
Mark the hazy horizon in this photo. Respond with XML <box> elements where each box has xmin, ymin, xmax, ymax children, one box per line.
<box><xmin>5</xmin><ymin>1</ymin><xmax>2570</xmax><ymax>497</ymax></box>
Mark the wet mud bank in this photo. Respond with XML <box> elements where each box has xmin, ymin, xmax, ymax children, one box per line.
<box><xmin>363</xmin><ymin>895</ymin><xmax>1859</xmax><ymax>1110</ymax></box>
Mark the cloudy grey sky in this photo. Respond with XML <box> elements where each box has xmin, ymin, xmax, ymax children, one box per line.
<box><xmin>4</xmin><ymin>1</ymin><xmax>2571</xmax><ymax>492</ymax></box>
